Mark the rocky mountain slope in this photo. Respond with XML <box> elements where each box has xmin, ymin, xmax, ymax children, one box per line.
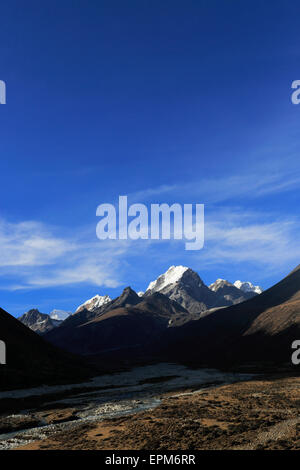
<box><xmin>18</xmin><ymin>309</ymin><xmax>62</xmax><ymax>334</ymax></box>
<box><xmin>75</xmin><ymin>295</ymin><xmax>112</xmax><ymax>314</ymax></box>
<box><xmin>209</xmin><ymin>279</ymin><xmax>257</xmax><ymax>304</ymax></box>
<box><xmin>144</xmin><ymin>266</ymin><xmax>232</xmax><ymax>313</ymax></box>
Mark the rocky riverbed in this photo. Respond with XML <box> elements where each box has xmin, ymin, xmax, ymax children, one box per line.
<box><xmin>16</xmin><ymin>374</ymin><xmax>300</xmax><ymax>451</ymax></box>
<box><xmin>0</xmin><ymin>363</ymin><xmax>252</xmax><ymax>450</ymax></box>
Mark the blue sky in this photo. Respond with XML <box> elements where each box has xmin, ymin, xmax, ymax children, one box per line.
<box><xmin>1</xmin><ymin>0</ymin><xmax>300</xmax><ymax>316</ymax></box>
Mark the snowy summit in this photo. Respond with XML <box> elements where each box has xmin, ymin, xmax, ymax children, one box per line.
<box><xmin>50</xmin><ymin>309</ymin><xmax>72</xmax><ymax>321</ymax></box>
<box><xmin>234</xmin><ymin>280</ymin><xmax>263</xmax><ymax>295</ymax></box>
<box><xmin>146</xmin><ymin>266</ymin><xmax>189</xmax><ymax>292</ymax></box>
<box><xmin>75</xmin><ymin>294</ymin><xmax>112</xmax><ymax>313</ymax></box>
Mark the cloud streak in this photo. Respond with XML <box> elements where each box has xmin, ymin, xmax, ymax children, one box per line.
<box><xmin>128</xmin><ymin>160</ymin><xmax>300</xmax><ymax>205</ymax></box>
<box><xmin>0</xmin><ymin>219</ymin><xmax>126</xmax><ymax>290</ymax></box>
<box><xmin>203</xmin><ymin>211</ymin><xmax>300</xmax><ymax>269</ymax></box>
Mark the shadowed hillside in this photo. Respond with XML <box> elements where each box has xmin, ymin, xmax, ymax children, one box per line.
<box><xmin>0</xmin><ymin>307</ymin><xmax>94</xmax><ymax>391</ymax></box>
<box><xmin>45</xmin><ymin>292</ymin><xmax>191</xmax><ymax>356</ymax></box>
<box><xmin>161</xmin><ymin>265</ymin><xmax>300</xmax><ymax>366</ymax></box>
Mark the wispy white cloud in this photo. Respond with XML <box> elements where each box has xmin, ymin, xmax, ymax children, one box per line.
<box><xmin>0</xmin><ymin>220</ymin><xmax>78</xmax><ymax>267</ymax></box>
<box><xmin>201</xmin><ymin>208</ymin><xmax>300</xmax><ymax>271</ymax></box>
<box><xmin>25</xmin><ymin>263</ymin><xmax>120</xmax><ymax>289</ymax></box>
<box><xmin>0</xmin><ymin>219</ymin><xmax>127</xmax><ymax>290</ymax></box>
<box><xmin>128</xmin><ymin>161</ymin><xmax>300</xmax><ymax>205</ymax></box>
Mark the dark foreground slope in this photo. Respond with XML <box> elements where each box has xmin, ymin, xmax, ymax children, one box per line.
<box><xmin>161</xmin><ymin>265</ymin><xmax>300</xmax><ymax>366</ymax></box>
<box><xmin>0</xmin><ymin>307</ymin><xmax>93</xmax><ymax>390</ymax></box>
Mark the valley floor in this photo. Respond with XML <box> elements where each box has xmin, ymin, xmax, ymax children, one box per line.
<box><xmin>15</xmin><ymin>374</ymin><xmax>300</xmax><ymax>450</ymax></box>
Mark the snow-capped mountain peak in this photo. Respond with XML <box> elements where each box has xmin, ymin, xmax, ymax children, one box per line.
<box><xmin>209</xmin><ymin>278</ymin><xmax>233</xmax><ymax>291</ymax></box>
<box><xmin>18</xmin><ymin>309</ymin><xmax>62</xmax><ymax>334</ymax></box>
<box><xmin>50</xmin><ymin>309</ymin><xmax>72</xmax><ymax>321</ymax></box>
<box><xmin>234</xmin><ymin>280</ymin><xmax>263</xmax><ymax>295</ymax></box>
<box><xmin>146</xmin><ymin>265</ymin><xmax>190</xmax><ymax>292</ymax></box>
<box><xmin>75</xmin><ymin>294</ymin><xmax>112</xmax><ymax>313</ymax></box>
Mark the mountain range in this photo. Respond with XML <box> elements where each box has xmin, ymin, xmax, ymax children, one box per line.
<box><xmin>19</xmin><ymin>266</ymin><xmax>261</xmax><ymax>336</ymax></box>
<box><xmin>43</xmin><ymin>266</ymin><xmax>262</xmax><ymax>356</ymax></box>
<box><xmin>144</xmin><ymin>266</ymin><xmax>260</xmax><ymax>312</ymax></box>
<box><xmin>208</xmin><ymin>278</ymin><xmax>257</xmax><ymax>305</ymax></box>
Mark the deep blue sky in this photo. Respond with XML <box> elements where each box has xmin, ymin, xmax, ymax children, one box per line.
<box><xmin>1</xmin><ymin>0</ymin><xmax>300</xmax><ymax>316</ymax></box>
